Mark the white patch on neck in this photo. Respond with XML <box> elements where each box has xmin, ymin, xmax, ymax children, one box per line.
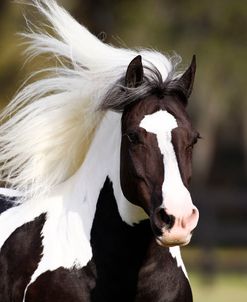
<box><xmin>169</xmin><ymin>246</ymin><xmax>188</xmax><ymax>278</ymax></box>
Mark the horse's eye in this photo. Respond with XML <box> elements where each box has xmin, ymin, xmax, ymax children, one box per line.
<box><xmin>126</xmin><ymin>131</ymin><xmax>140</xmax><ymax>144</ymax></box>
<box><xmin>192</xmin><ymin>136</ymin><xmax>198</xmax><ymax>145</ymax></box>
<box><xmin>187</xmin><ymin>133</ymin><xmax>201</xmax><ymax>149</ymax></box>
<box><xmin>193</xmin><ymin>133</ymin><xmax>202</xmax><ymax>145</ymax></box>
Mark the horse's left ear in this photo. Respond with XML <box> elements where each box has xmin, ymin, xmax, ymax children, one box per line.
<box><xmin>125</xmin><ymin>55</ymin><xmax>144</xmax><ymax>88</ymax></box>
<box><xmin>177</xmin><ymin>55</ymin><xmax>196</xmax><ymax>99</ymax></box>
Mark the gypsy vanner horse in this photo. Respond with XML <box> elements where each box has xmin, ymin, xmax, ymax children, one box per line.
<box><xmin>0</xmin><ymin>1</ymin><xmax>200</xmax><ymax>301</ymax></box>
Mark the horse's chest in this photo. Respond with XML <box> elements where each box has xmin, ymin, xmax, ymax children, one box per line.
<box><xmin>88</xmin><ymin>179</ymin><xmax>192</xmax><ymax>302</ymax></box>
<box><xmin>134</xmin><ymin>241</ymin><xmax>193</xmax><ymax>302</ymax></box>
<box><xmin>89</xmin><ymin>178</ymin><xmax>154</xmax><ymax>301</ymax></box>
<box><xmin>0</xmin><ymin>179</ymin><xmax>192</xmax><ymax>302</ymax></box>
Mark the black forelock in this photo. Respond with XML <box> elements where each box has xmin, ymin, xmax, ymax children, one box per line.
<box><xmin>99</xmin><ymin>65</ymin><xmax>188</xmax><ymax>113</ymax></box>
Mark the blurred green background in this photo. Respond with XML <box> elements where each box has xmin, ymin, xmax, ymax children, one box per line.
<box><xmin>0</xmin><ymin>0</ymin><xmax>246</xmax><ymax>301</ymax></box>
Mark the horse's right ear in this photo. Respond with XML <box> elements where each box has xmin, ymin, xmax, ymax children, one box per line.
<box><xmin>125</xmin><ymin>55</ymin><xmax>144</xmax><ymax>88</ymax></box>
<box><xmin>176</xmin><ymin>55</ymin><xmax>196</xmax><ymax>99</ymax></box>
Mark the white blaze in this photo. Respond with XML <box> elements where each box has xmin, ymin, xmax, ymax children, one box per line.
<box><xmin>140</xmin><ymin>110</ymin><xmax>193</xmax><ymax>216</ymax></box>
<box><xmin>140</xmin><ymin>110</ymin><xmax>193</xmax><ymax>277</ymax></box>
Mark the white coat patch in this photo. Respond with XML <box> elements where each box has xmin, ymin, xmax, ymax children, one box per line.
<box><xmin>169</xmin><ymin>246</ymin><xmax>188</xmax><ymax>278</ymax></box>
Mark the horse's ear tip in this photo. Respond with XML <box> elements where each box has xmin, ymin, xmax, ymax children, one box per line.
<box><xmin>192</xmin><ymin>55</ymin><xmax>196</xmax><ymax>67</ymax></box>
<box><xmin>132</xmin><ymin>55</ymin><xmax>142</xmax><ymax>63</ymax></box>
<box><xmin>125</xmin><ymin>55</ymin><xmax>144</xmax><ymax>88</ymax></box>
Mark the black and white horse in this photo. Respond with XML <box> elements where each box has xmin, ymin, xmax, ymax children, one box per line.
<box><xmin>0</xmin><ymin>1</ymin><xmax>200</xmax><ymax>301</ymax></box>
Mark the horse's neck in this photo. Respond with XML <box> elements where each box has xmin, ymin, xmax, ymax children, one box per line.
<box><xmin>70</xmin><ymin>111</ymin><xmax>147</xmax><ymax>226</ymax></box>
<box><xmin>39</xmin><ymin>111</ymin><xmax>147</xmax><ymax>265</ymax></box>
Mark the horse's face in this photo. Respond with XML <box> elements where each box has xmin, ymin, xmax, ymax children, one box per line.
<box><xmin>120</xmin><ymin>56</ymin><xmax>199</xmax><ymax>247</ymax></box>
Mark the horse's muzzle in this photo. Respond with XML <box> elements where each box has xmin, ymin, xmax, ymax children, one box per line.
<box><xmin>151</xmin><ymin>206</ymin><xmax>199</xmax><ymax>247</ymax></box>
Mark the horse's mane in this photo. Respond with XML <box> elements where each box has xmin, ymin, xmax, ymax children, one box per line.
<box><xmin>0</xmin><ymin>0</ymin><xmax>182</xmax><ymax>202</ymax></box>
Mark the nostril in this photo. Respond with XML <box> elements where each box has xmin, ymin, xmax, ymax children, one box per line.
<box><xmin>156</xmin><ymin>208</ymin><xmax>175</xmax><ymax>230</ymax></box>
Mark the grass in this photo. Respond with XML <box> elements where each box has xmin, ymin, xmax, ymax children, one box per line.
<box><xmin>189</xmin><ymin>271</ymin><xmax>247</xmax><ymax>302</ymax></box>
<box><xmin>181</xmin><ymin>248</ymin><xmax>247</xmax><ymax>302</ymax></box>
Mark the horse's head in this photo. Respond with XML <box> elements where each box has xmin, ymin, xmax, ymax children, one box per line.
<box><xmin>118</xmin><ymin>55</ymin><xmax>199</xmax><ymax>247</ymax></box>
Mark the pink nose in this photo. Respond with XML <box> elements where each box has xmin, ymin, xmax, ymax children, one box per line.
<box><xmin>180</xmin><ymin>206</ymin><xmax>199</xmax><ymax>230</ymax></box>
<box><xmin>155</xmin><ymin>206</ymin><xmax>199</xmax><ymax>246</ymax></box>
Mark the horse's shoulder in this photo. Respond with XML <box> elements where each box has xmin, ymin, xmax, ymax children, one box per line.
<box><xmin>0</xmin><ymin>213</ymin><xmax>46</xmax><ymax>302</ymax></box>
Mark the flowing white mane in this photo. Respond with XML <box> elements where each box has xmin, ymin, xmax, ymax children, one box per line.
<box><xmin>0</xmin><ymin>0</ymin><xmax>179</xmax><ymax>202</ymax></box>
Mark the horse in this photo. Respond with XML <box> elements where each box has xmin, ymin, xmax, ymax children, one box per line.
<box><xmin>0</xmin><ymin>1</ymin><xmax>200</xmax><ymax>301</ymax></box>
